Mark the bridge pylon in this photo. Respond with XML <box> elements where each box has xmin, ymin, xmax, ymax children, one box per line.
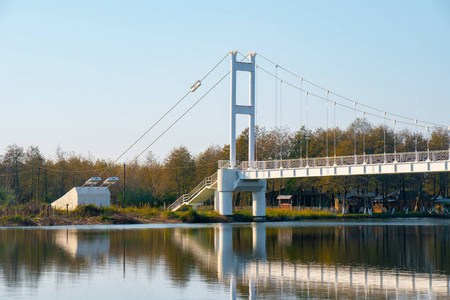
<box><xmin>217</xmin><ymin>51</ymin><xmax>266</xmax><ymax>220</ymax></box>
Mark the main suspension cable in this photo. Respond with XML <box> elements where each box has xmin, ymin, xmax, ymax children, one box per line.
<box><xmin>96</xmin><ymin>52</ymin><xmax>230</xmax><ymax>178</ymax></box>
<box><xmin>256</xmin><ymin>52</ymin><xmax>447</xmax><ymax>129</ymax></box>
<box><xmin>113</xmin><ymin>71</ymin><xmax>231</xmax><ymax>177</ymax></box>
<box><xmin>250</xmin><ymin>62</ymin><xmax>430</xmax><ymax>129</ymax></box>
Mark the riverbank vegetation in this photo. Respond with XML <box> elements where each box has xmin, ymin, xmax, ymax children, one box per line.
<box><xmin>0</xmin><ymin>121</ymin><xmax>449</xmax><ymax>211</ymax></box>
<box><xmin>0</xmin><ymin>203</ymin><xmax>432</xmax><ymax>227</ymax></box>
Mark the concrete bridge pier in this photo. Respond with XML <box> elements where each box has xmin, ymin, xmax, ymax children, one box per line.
<box><xmin>219</xmin><ymin>192</ymin><xmax>233</xmax><ymax>216</ymax></box>
<box><xmin>252</xmin><ymin>189</ymin><xmax>266</xmax><ymax>221</ymax></box>
<box><xmin>214</xmin><ymin>190</ymin><xmax>219</xmax><ymax>211</ymax></box>
<box><xmin>217</xmin><ymin>169</ymin><xmax>236</xmax><ymax>216</ymax></box>
<box><xmin>218</xmin><ymin>169</ymin><xmax>267</xmax><ymax>220</ymax></box>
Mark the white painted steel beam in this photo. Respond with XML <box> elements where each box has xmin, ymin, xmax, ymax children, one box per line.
<box><xmin>235</xmin><ymin>61</ymin><xmax>255</xmax><ymax>72</ymax></box>
<box><xmin>235</xmin><ymin>105</ymin><xmax>254</xmax><ymax>115</ymax></box>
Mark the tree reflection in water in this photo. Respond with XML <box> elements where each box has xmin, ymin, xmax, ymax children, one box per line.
<box><xmin>0</xmin><ymin>220</ymin><xmax>449</xmax><ymax>299</ymax></box>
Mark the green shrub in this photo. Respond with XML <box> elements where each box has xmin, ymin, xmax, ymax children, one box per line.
<box><xmin>73</xmin><ymin>204</ymin><xmax>104</xmax><ymax>217</ymax></box>
<box><xmin>179</xmin><ymin>210</ymin><xmax>208</xmax><ymax>223</ymax></box>
<box><xmin>1</xmin><ymin>215</ymin><xmax>35</xmax><ymax>226</ymax></box>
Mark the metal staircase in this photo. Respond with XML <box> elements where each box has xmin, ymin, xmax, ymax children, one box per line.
<box><xmin>167</xmin><ymin>172</ymin><xmax>218</xmax><ymax>211</ymax></box>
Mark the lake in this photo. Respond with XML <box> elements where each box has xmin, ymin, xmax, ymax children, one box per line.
<box><xmin>1</xmin><ymin>219</ymin><xmax>449</xmax><ymax>299</ymax></box>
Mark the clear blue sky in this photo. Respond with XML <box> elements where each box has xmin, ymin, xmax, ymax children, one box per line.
<box><xmin>0</xmin><ymin>0</ymin><xmax>449</xmax><ymax>162</ymax></box>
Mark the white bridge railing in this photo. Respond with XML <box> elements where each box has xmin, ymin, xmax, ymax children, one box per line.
<box><xmin>167</xmin><ymin>172</ymin><xmax>218</xmax><ymax>211</ymax></box>
<box><xmin>219</xmin><ymin>150</ymin><xmax>450</xmax><ymax>171</ymax></box>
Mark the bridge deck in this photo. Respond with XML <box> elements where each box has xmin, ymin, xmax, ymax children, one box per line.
<box><xmin>224</xmin><ymin>150</ymin><xmax>450</xmax><ymax>179</ymax></box>
<box><xmin>169</xmin><ymin>150</ymin><xmax>450</xmax><ymax>211</ymax></box>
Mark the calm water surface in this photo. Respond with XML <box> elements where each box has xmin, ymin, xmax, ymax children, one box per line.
<box><xmin>1</xmin><ymin>218</ymin><xmax>449</xmax><ymax>299</ymax></box>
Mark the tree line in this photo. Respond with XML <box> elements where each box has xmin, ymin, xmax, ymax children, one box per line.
<box><xmin>0</xmin><ymin>118</ymin><xmax>449</xmax><ymax>208</ymax></box>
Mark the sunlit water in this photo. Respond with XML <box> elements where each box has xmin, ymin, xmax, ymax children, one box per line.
<box><xmin>1</xmin><ymin>218</ymin><xmax>449</xmax><ymax>299</ymax></box>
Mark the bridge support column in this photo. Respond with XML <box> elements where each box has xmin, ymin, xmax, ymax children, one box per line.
<box><xmin>214</xmin><ymin>189</ymin><xmax>219</xmax><ymax>211</ymax></box>
<box><xmin>218</xmin><ymin>169</ymin><xmax>238</xmax><ymax>216</ymax></box>
<box><xmin>219</xmin><ymin>191</ymin><xmax>233</xmax><ymax>216</ymax></box>
<box><xmin>252</xmin><ymin>187</ymin><xmax>266</xmax><ymax>221</ymax></box>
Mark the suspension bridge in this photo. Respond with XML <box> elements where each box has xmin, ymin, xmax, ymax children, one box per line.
<box><xmin>166</xmin><ymin>51</ymin><xmax>450</xmax><ymax>219</ymax></box>
<box><xmin>54</xmin><ymin>50</ymin><xmax>450</xmax><ymax>219</ymax></box>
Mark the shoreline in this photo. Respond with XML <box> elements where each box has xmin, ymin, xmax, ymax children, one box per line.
<box><xmin>0</xmin><ymin>204</ymin><xmax>434</xmax><ymax>227</ymax></box>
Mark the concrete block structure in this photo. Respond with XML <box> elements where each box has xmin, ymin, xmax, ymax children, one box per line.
<box><xmin>51</xmin><ymin>187</ymin><xmax>110</xmax><ymax>211</ymax></box>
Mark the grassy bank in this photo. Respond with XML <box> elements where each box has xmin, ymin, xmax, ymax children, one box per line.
<box><xmin>0</xmin><ymin>203</ymin><xmax>432</xmax><ymax>227</ymax></box>
<box><xmin>0</xmin><ymin>203</ymin><xmax>231</xmax><ymax>226</ymax></box>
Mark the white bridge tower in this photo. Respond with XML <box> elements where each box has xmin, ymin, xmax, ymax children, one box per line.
<box><xmin>217</xmin><ymin>51</ymin><xmax>267</xmax><ymax>220</ymax></box>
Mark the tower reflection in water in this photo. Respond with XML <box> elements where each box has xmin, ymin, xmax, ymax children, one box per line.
<box><xmin>8</xmin><ymin>222</ymin><xmax>448</xmax><ymax>300</ymax></box>
<box><xmin>173</xmin><ymin>224</ymin><xmax>450</xmax><ymax>299</ymax></box>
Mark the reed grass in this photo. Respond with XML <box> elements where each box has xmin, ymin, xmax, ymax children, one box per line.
<box><xmin>266</xmin><ymin>208</ymin><xmax>339</xmax><ymax>221</ymax></box>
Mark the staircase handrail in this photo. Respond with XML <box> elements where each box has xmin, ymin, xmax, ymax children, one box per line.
<box><xmin>167</xmin><ymin>194</ymin><xmax>188</xmax><ymax>211</ymax></box>
<box><xmin>168</xmin><ymin>171</ymin><xmax>218</xmax><ymax>211</ymax></box>
<box><xmin>186</xmin><ymin>171</ymin><xmax>218</xmax><ymax>201</ymax></box>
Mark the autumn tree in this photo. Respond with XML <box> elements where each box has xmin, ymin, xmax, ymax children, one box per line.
<box><xmin>164</xmin><ymin>146</ymin><xmax>196</xmax><ymax>198</ymax></box>
<box><xmin>2</xmin><ymin>144</ymin><xmax>25</xmax><ymax>201</ymax></box>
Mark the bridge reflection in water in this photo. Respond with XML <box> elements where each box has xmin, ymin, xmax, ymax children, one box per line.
<box><xmin>172</xmin><ymin>224</ymin><xmax>450</xmax><ymax>299</ymax></box>
<box><xmin>1</xmin><ymin>222</ymin><xmax>449</xmax><ymax>299</ymax></box>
